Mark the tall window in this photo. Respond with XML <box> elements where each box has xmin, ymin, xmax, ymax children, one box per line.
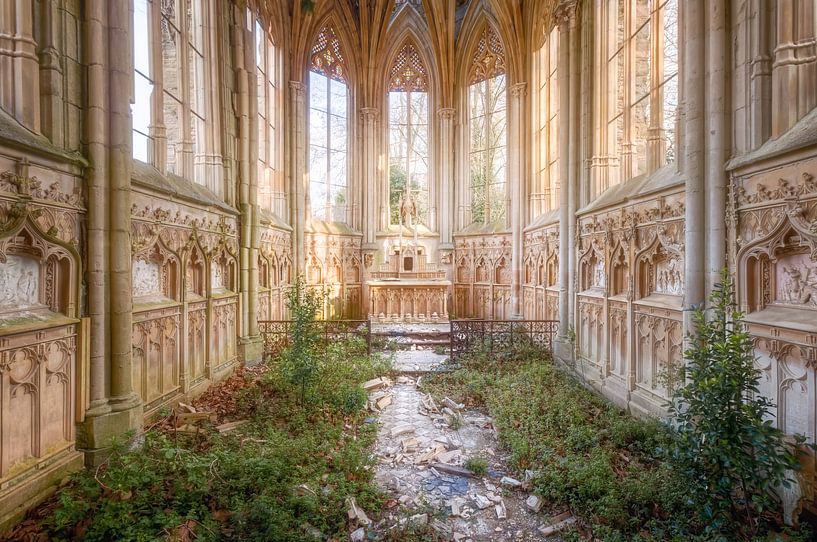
<box><xmin>388</xmin><ymin>43</ymin><xmax>429</xmax><ymax>226</ymax></box>
<box><xmin>534</xmin><ymin>27</ymin><xmax>559</xmax><ymax>215</ymax></box>
<box><xmin>132</xmin><ymin>0</ymin><xmax>209</xmax><ymax>188</ymax></box>
<box><xmin>608</xmin><ymin>0</ymin><xmax>678</xmax><ymax>180</ymax></box>
<box><xmin>132</xmin><ymin>0</ymin><xmax>154</xmax><ymax>162</ymax></box>
<box><xmin>469</xmin><ymin>26</ymin><xmax>507</xmax><ymax>225</ymax></box>
<box><xmin>309</xmin><ymin>25</ymin><xmax>348</xmax><ymax>222</ymax></box>
<box><xmin>253</xmin><ymin>17</ymin><xmax>281</xmax><ymax>214</ymax></box>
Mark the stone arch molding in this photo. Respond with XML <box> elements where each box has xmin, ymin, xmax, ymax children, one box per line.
<box><xmin>0</xmin><ymin>202</ymin><xmax>81</xmax><ymax>319</ymax></box>
<box><xmin>737</xmin><ymin>199</ymin><xmax>817</xmax><ymax>310</ymax></box>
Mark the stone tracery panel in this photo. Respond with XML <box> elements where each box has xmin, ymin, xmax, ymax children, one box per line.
<box><xmin>454</xmin><ymin>234</ymin><xmax>512</xmax><ymax>319</ymax></box>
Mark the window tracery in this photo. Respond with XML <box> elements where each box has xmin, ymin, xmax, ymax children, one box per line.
<box><xmin>132</xmin><ymin>0</ymin><xmax>212</xmax><ymax>191</ymax></box>
<box><xmin>534</xmin><ymin>27</ymin><xmax>559</xmax><ymax>216</ymax></box>
<box><xmin>388</xmin><ymin>42</ymin><xmax>429</xmax><ymax>226</ymax></box>
<box><xmin>253</xmin><ymin>17</ymin><xmax>282</xmax><ymax>216</ymax></box>
<box><xmin>309</xmin><ymin>24</ymin><xmax>349</xmax><ymax>222</ymax></box>
<box><xmin>606</xmin><ymin>0</ymin><xmax>678</xmax><ymax>181</ymax></box>
<box><xmin>468</xmin><ymin>25</ymin><xmax>508</xmax><ymax>225</ymax></box>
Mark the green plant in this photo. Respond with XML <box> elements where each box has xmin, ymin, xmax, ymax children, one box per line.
<box><xmin>668</xmin><ymin>270</ymin><xmax>806</xmax><ymax>538</ymax></box>
<box><xmin>281</xmin><ymin>277</ymin><xmax>324</xmax><ymax>404</ymax></box>
<box><xmin>463</xmin><ymin>456</ymin><xmax>489</xmax><ymax>476</ymax></box>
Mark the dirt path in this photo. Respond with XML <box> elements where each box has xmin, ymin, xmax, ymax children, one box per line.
<box><xmin>367</xmin><ymin>348</ymin><xmax>558</xmax><ymax>542</ymax></box>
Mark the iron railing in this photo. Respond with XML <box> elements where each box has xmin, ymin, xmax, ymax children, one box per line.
<box><xmin>258</xmin><ymin>319</ymin><xmax>371</xmax><ymax>359</ymax></box>
<box><xmin>449</xmin><ymin>319</ymin><xmax>559</xmax><ymax>361</ymax></box>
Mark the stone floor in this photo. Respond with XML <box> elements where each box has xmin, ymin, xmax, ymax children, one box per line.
<box><xmin>367</xmin><ymin>349</ymin><xmax>560</xmax><ymax>541</ymax></box>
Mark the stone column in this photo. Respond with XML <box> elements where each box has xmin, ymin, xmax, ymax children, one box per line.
<box><xmin>107</xmin><ymin>0</ymin><xmax>139</xmax><ymax>415</ymax></box>
<box><xmin>360</xmin><ymin>107</ymin><xmax>379</xmax><ymax>318</ymax></box>
<box><xmin>683</xmin><ymin>0</ymin><xmax>706</xmax><ymax>333</ymax></box>
<box><xmin>556</xmin><ymin>3</ymin><xmax>576</xmax><ymax>352</ymax></box>
<box><xmin>438</xmin><ymin>108</ymin><xmax>455</xmax><ymax>249</ymax></box>
<box><xmin>82</xmin><ymin>0</ymin><xmax>111</xmax><ymax>422</ymax></box>
<box><xmin>289</xmin><ymin>81</ymin><xmax>306</xmax><ymax>274</ymax></box>
<box><xmin>81</xmin><ymin>0</ymin><xmax>142</xmax><ymax>462</ymax></box>
<box><xmin>748</xmin><ymin>0</ymin><xmax>773</xmax><ymax>149</ymax></box>
<box><xmin>37</xmin><ymin>0</ymin><xmax>64</xmax><ymax>146</ymax></box>
<box><xmin>706</xmin><ymin>1</ymin><xmax>729</xmax><ymax>294</ymax></box>
<box><xmin>236</xmin><ymin>11</ymin><xmax>262</xmax><ymax>364</ymax></box>
<box><xmin>509</xmin><ymin>84</ymin><xmax>527</xmax><ymax>319</ymax></box>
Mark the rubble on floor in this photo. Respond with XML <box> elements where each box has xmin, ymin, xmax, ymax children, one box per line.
<box><xmin>363</xmin><ymin>346</ymin><xmax>567</xmax><ymax>541</ymax></box>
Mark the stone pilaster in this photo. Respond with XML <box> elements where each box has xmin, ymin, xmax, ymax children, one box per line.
<box><xmin>437</xmin><ymin>107</ymin><xmax>455</xmax><ymax>248</ymax></box>
<box><xmin>509</xmin><ymin>84</ymin><xmax>527</xmax><ymax>319</ymax></box>
<box><xmin>289</xmin><ymin>80</ymin><xmax>306</xmax><ymax>273</ymax></box>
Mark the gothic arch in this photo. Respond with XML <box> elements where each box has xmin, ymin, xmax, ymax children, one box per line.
<box><xmin>380</xmin><ymin>8</ymin><xmax>440</xmax><ymax>100</ymax></box>
<box><xmin>455</xmin><ymin>4</ymin><xmax>517</xmax><ymax>85</ymax></box>
<box><xmin>298</xmin><ymin>10</ymin><xmax>360</xmax><ymax>88</ymax></box>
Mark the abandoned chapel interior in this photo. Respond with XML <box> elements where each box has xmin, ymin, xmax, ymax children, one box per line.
<box><xmin>2</xmin><ymin>0</ymin><xmax>817</xmax><ymax>537</ymax></box>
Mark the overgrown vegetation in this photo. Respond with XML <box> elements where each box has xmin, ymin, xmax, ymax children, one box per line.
<box><xmin>12</xmin><ymin>279</ymin><xmax>389</xmax><ymax>542</ymax></box>
<box><xmin>424</xmin><ymin>326</ymin><xmax>811</xmax><ymax>541</ymax></box>
<box><xmin>668</xmin><ymin>271</ymin><xmax>809</xmax><ymax>539</ymax></box>
<box><xmin>463</xmin><ymin>456</ymin><xmax>489</xmax><ymax>476</ymax></box>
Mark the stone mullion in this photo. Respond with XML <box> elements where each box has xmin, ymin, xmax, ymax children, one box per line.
<box><xmin>748</xmin><ymin>0</ymin><xmax>772</xmax><ymax>149</ymax></box>
<box><xmin>150</xmin><ymin>0</ymin><xmax>167</xmax><ymax>171</ymax></box>
<box><xmin>589</xmin><ymin>0</ymin><xmax>606</xmax><ymax>199</ymax></box>
<box><xmin>37</xmin><ymin>0</ymin><xmax>64</xmax><ymax>146</ymax></box>
<box><xmin>178</xmin><ymin>3</ymin><xmax>194</xmax><ymax>180</ymax></box>
<box><xmin>647</xmin><ymin>5</ymin><xmax>664</xmax><ymax>173</ymax></box>
<box><xmin>0</xmin><ymin>0</ymin><xmax>40</xmax><ymax>132</ymax></box>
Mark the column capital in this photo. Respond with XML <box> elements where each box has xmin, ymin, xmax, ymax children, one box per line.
<box><xmin>554</xmin><ymin>0</ymin><xmax>578</xmax><ymax>29</ymax></box>
<box><xmin>359</xmin><ymin>107</ymin><xmax>379</xmax><ymax>121</ymax></box>
<box><xmin>289</xmin><ymin>80</ymin><xmax>305</xmax><ymax>94</ymax></box>
<box><xmin>437</xmin><ymin>107</ymin><xmax>456</xmax><ymax>120</ymax></box>
<box><xmin>510</xmin><ymin>82</ymin><xmax>528</xmax><ymax>98</ymax></box>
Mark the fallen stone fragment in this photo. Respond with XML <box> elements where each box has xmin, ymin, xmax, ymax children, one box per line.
<box><xmin>449</xmin><ymin>496</ymin><xmax>466</xmax><ymax>517</ymax></box>
<box><xmin>175</xmin><ymin>411</ymin><xmax>213</xmax><ymax>427</ymax></box>
<box><xmin>538</xmin><ymin>514</ymin><xmax>577</xmax><ymax>536</ymax></box>
<box><xmin>176</xmin><ymin>402</ymin><xmax>196</xmax><ymax>413</ymax></box>
<box><xmin>362</xmin><ymin>377</ymin><xmax>389</xmax><ymax>391</ymax></box>
<box><xmin>216</xmin><ymin>420</ymin><xmax>249</xmax><ymax>433</ymax></box>
<box><xmin>487</xmin><ymin>492</ymin><xmax>503</xmax><ymax>503</ymax></box>
<box><xmin>473</xmin><ymin>494</ymin><xmax>492</xmax><ymax>510</ymax></box>
<box><xmin>431</xmin><ymin>462</ymin><xmax>476</xmax><ymax>478</ymax></box>
<box><xmin>345</xmin><ymin>496</ymin><xmax>371</xmax><ymax>526</ymax></box>
<box><xmin>406</xmin><ymin>513</ymin><xmax>428</xmax><ymax>527</ymax></box>
<box><xmin>525</xmin><ymin>494</ymin><xmax>543</xmax><ymax>513</ymax></box>
<box><xmin>442</xmin><ymin>407</ymin><xmax>456</xmax><ymax>417</ymax></box>
<box><xmin>376</xmin><ymin>394</ymin><xmax>393</xmax><ymax>409</ymax></box>
<box><xmin>350</xmin><ymin>527</ymin><xmax>365</xmax><ymax>542</ymax></box>
<box><xmin>390</xmin><ymin>424</ymin><xmax>415</xmax><ymax>437</ymax></box>
<box><xmin>443</xmin><ymin>397</ymin><xmax>463</xmax><ymax>411</ymax></box>
<box><xmin>401</xmin><ymin>437</ymin><xmax>419</xmax><ymax>452</ymax></box>
<box><xmin>495</xmin><ymin>499</ymin><xmax>507</xmax><ymax>519</ymax></box>
<box><xmin>500</xmin><ymin>475</ymin><xmax>523</xmax><ymax>488</ymax></box>
<box><xmin>437</xmin><ymin>449</ymin><xmax>461</xmax><ymax>464</ymax></box>
<box><xmin>453</xmin><ymin>533</ymin><xmax>468</xmax><ymax>542</ymax></box>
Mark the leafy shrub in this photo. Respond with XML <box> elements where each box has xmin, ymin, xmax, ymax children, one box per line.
<box><xmin>667</xmin><ymin>271</ymin><xmax>808</xmax><ymax>539</ymax></box>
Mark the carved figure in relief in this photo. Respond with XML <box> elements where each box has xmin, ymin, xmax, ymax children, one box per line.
<box><xmin>593</xmin><ymin>259</ymin><xmax>605</xmax><ymax>288</ymax></box>
<box><xmin>0</xmin><ymin>255</ymin><xmax>40</xmax><ymax>309</ymax></box>
<box><xmin>655</xmin><ymin>256</ymin><xmax>683</xmax><ymax>295</ymax></box>
<box><xmin>132</xmin><ymin>259</ymin><xmax>161</xmax><ymax>297</ymax></box>
<box><xmin>780</xmin><ymin>264</ymin><xmax>817</xmax><ymax>305</ymax></box>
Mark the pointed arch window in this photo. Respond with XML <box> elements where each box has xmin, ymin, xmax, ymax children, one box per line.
<box><xmin>309</xmin><ymin>25</ymin><xmax>348</xmax><ymax>222</ymax></box>
<box><xmin>534</xmin><ymin>26</ymin><xmax>559</xmax><ymax>217</ymax></box>
<box><xmin>388</xmin><ymin>43</ymin><xmax>429</xmax><ymax>226</ymax></box>
<box><xmin>468</xmin><ymin>25</ymin><xmax>507</xmax><ymax>225</ymax></box>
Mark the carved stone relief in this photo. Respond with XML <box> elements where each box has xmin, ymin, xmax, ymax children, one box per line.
<box><xmin>132</xmin><ymin>259</ymin><xmax>161</xmax><ymax>298</ymax></box>
<box><xmin>0</xmin><ymin>255</ymin><xmax>40</xmax><ymax>311</ymax></box>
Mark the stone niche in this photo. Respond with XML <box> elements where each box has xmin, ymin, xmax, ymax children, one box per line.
<box><xmin>732</xmin><ymin>152</ymin><xmax>817</xmax><ymax>516</ymax></box>
<box><xmin>454</xmin><ymin>234</ymin><xmax>512</xmax><ymax>319</ymax></box>
<box><xmin>0</xmin><ymin>154</ymin><xmax>85</xmax><ymax>529</ymax></box>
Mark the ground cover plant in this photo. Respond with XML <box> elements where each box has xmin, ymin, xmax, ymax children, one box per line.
<box><xmin>423</xmin><ymin>331</ymin><xmax>810</xmax><ymax>541</ymax></box>
<box><xmin>3</xmin><ymin>281</ymin><xmax>389</xmax><ymax>542</ymax></box>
